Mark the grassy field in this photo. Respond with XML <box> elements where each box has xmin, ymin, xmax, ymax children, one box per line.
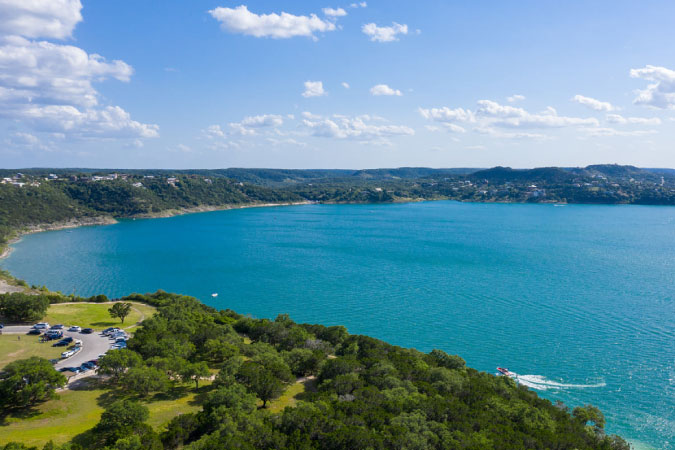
<box><xmin>0</xmin><ymin>380</ymin><xmax>209</xmax><ymax>447</ymax></box>
<box><xmin>43</xmin><ymin>302</ymin><xmax>156</xmax><ymax>331</ymax></box>
<box><xmin>0</xmin><ymin>334</ymin><xmax>64</xmax><ymax>368</ymax></box>
<box><xmin>0</xmin><ymin>385</ymin><xmax>106</xmax><ymax>447</ymax></box>
<box><xmin>265</xmin><ymin>377</ymin><xmax>316</xmax><ymax>413</ymax></box>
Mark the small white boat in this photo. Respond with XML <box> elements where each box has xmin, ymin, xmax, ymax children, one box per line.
<box><xmin>211</xmin><ymin>293</ymin><xmax>218</xmax><ymax>298</ymax></box>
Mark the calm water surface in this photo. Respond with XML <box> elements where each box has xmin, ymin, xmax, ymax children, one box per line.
<box><xmin>3</xmin><ymin>202</ymin><xmax>674</xmax><ymax>448</ymax></box>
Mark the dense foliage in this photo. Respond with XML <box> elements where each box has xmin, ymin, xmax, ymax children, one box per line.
<box><xmin>0</xmin><ymin>291</ymin><xmax>627</xmax><ymax>449</ymax></box>
<box><xmin>0</xmin><ymin>293</ymin><xmax>50</xmax><ymax>322</ymax></box>
<box><xmin>0</xmin><ymin>357</ymin><xmax>67</xmax><ymax>410</ymax></box>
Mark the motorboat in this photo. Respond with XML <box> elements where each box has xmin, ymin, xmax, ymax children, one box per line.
<box><xmin>497</xmin><ymin>367</ymin><xmax>516</xmax><ymax>378</ymax></box>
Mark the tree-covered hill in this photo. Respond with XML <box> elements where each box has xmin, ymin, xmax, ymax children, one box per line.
<box><xmin>0</xmin><ymin>291</ymin><xmax>630</xmax><ymax>449</ymax></box>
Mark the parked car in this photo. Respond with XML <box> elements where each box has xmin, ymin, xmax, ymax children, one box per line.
<box><xmin>112</xmin><ymin>342</ymin><xmax>127</xmax><ymax>349</ymax></box>
<box><xmin>51</xmin><ymin>324</ymin><xmax>64</xmax><ymax>330</ymax></box>
<box><xmin>102</xmin><ymin>327</ymin><xmax>120</xmax><ymax>335</ymax></box>
<box><xmin>115</xmin><ymin>337</ymin><xmax>127</xmax><ymax>343</ymax></box>
<box><xmin>68</xmin><ymin>326</ymin><xmax>81</xmax><ymax>332</ymax></box>
<box><xmin>61</xmin><ymin>350</ymin><xmax>75</xmax><ymax>358</ymax></box>
<box><xmin>81</xmin><ymin>328</ymin><xmax>94</xmax><ymax>334</ymax></box>
<box><xmin>49</xmin><ymin>359</ymin><xmax>59</xmax><ymax>365</ymax></box>
<box><xmin>33</xmin><ymin>322</ymin><xmax>50</xmax><ymax>329</ymax></box>
<box><xmin>53</xmin><ymin>337</ymin><xmax>73</xmax><ymax>346</ymax></box>
<box><xmin>0</xmin><ymin>324</ymin><xmax>3</xmax><ymax>329</ymax></box>
<box><xmin>61</xmin><ymin>366</ymin><xmax>80</xmax><ymax>373</ymax></box>
<box><xmin>27</xmin><ymin>329</ymin><xmax>42</xmax><ymax>335</ymax></box>
<box><xmin>45</xmin><ymin>330</ymin><xmax>63</xmax><ymax>339</ymax></box>
<box><xmin>73</xmin><ymin>339</ymin><xmax>83</xmax><ymax>347</ymax></box>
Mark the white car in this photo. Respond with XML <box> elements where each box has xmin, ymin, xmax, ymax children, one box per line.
<box><xmin>74</xmin><ymin>339</ymin><xmax>83</xmax><ymax>347</ymax></box>
<box><xmin>33</xmin><ymin>322</ymin><xmax>50</xmax><ymax>329</ymax></box>
<box><xmin>68</xmin><ymin>326</ymin><xmax>81</xmax><ymax>332</ymax></box>
<box><xmin>61</xmin><ymin>349</ymin><xmax>75</xmax><ymax>358</ymax></box>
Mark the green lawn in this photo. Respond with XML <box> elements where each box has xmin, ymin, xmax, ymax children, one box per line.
<box><xmin>0</xmin><ymin>380</ymin><xmax>209</xmax><ymax>447</ymax></box>
<box><xmin>0</xmin><ymin>334</ymin><xmax>64</xmax><ymax>369</ymax></box>
<box><xmin>43</xmin><ymin>302</ymin><xmax>156</xmax><ymax>331</ymax></box>
<box><xmin>0</xmin><ymin>385</ymin><xmax>106</xmax><ymax>447</ymax></box>
<box><xmin>265</xmin><ymin>377</ymin><xmax>316</xmax><ymax>413</ymax></box>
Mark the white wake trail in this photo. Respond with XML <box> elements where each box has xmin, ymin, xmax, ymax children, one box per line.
<box><xmin>512</xmin><ymin>373</ymin><xmax>606</xmax><ymax>391</ymax></box>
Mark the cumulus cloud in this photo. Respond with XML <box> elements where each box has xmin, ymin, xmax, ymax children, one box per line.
<box><xmin>507</xmin><ymin>94</ymin><xmax>525</xmax><ymax>103</ymax></box>
<box><xmin>209</xmin><ymin>5</ymin><xmax>337</xmax><ymax>39</ymax></box>
<box><xmin>302</xmin><ymin>112</ymin><xmax>414</xmax><ymax>141</ymax></box>
<box><xmin>419</xmin><ymin>99</ymin><xmax>599</xmax><ymax>140</ymax></box>
<box><xmin>302</xmin><ymin>80</ymin><xmax>326</xmax><ymax>97</ymax></box>
<box><xmin>0</xmin><ymin>1</ymin><xmax>158</xmax><ymax>141</ymax></box>
<box><xmin>362</xmin><ymin>22</ymin><xmax>408</xmax><ymax>42</ymax></box>
<box><xmin>606</xmin><ymin>114</ymin><xmax>661</xmax><ymax>125</ymax></box>
<box><xmin>418</xmin><ymin>106</ymin><xmax>476</xmax><ymax>124</ymax></box>
<box><xmin>322</xmin><ymin>7</ymin><xmax>347</xmax><ymax>17</ymax></box>
<box><xmin>475</xmin><ymin>100</ymin><xmax>598</xmax><ymax>128</ymax></box>
<box><xmin>240</xmin><ymin>114</ymin><xmax>284</xmax><ymax>127</ymax></box>
<box><xmin>350</xmin><ymin>2</ymin><xmax>367</xmax><ymax>7</ymax></box>
<box><xmin>571</xmin><ymin>94</ymin><xmax>615</xmax><ymax>112</ymax></box>
<box><xmin>630</xmin><ymin>65</ymin><xmax>675</xmax><ymax>109</ymax></box>
<box><xmin>341</xmin><ymin>81</ymin><xmax>350</xmax><ymax>89</ymax></box>
<box><xmin>370</xmin><ymin>84</ymin><xmax>402</xmax><ymax>96</ymax></box>
<box><xmin>0</xmin><ymin>0</ymin><xmax>83</xmax><ymax>39</ymax></box>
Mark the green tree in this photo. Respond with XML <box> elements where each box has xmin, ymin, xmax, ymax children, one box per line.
<box><xmin>98</xmin><ymin>349</ymin><xmax>143</xmax><ymax>380</ymax></box>
<box><xmin>123</xmin><ymin>366</ymin><xmax>169</xmax><ymax>396</ymax></box>
<box><xmin>109</xmin><ymin>302</ymin><xmax>133</xmax><ymax>324</ymax></box>
<box><xmin>237</xmin><ymin>362</ymin><xmax>284</xmax><ymax>408</ymax></box>
<box><xmin>0</xmin><ymin>357</ymin><xmax>66</xmax><ymax>409</ymax></box>
<box><xmin>573</xmin><ymin>404</ymin><xmax>606</xmax><ymax>431</ymax></box>
<box><xmin>93</xmin><ymin>399</ymin><xmax>149</xmax><ymax>446</ymax></box>
<box><xmin>0</xmin><ymin>293</ymin><xmax>49</xmax><ymax>323</ymax></box>
<box><xmin>180</xmin><ymin>362</ymin><xmax>210</xmax><ymax>390</ymax></box>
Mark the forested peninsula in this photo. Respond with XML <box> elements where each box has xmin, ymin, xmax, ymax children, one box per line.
<box><xmin>0</xmin><ymin>291</ymin><xmax>630</xmax><ymax>449</ymax></box>
<box><xmin>1</xmin><ymin>164</ymin><xmax>674</xmax><ymax>253</ymax></box>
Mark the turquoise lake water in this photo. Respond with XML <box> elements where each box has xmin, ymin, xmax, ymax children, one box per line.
<box><xmin>2</xmin><ymin>201</ymin><xmax>674</xmax><ymax>448</ymax></box>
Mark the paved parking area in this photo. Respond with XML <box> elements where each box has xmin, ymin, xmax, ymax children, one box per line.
<box><xmin>2</xmin><ymin>325</ymin><xmax>115</xmax><ymax>377</ymax></box>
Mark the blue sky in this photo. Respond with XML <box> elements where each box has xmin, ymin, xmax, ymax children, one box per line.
<box><xmin>1</xmin><ymin>0</ymin><xmax>674</xmax><ymax>169</ymax></box>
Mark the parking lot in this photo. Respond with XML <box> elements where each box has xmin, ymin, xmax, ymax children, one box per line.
<box><xmin>1</xmin><ymin>325</ymin><xmax>117</xmax><ymax>379</ymax></box>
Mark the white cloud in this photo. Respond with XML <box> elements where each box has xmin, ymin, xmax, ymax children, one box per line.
<box><xmin>341</xmin><ymin>81</ymin><xmax>350</xmax><ymax>89</ymax></box>
<box><xmin>583</xmin><ymin>127</ymin><xmax>657</xmax><ymax>137</ymax></box>
<box><xmin>302</xmin><ymin>113</ymin><xmax>414</xmax><ymax>141</ymax></box>
<box><xmin>419</xmin><ymin>99</ymin><xmax>599</xmax><ymax>141</ymax></box>
<box><xmin>507</xmin><ymin>94</ymin><xmax>525</xmax><ymax>103</ymax></box>
<box><xmin>323</xmin><ymin>7</ymin><xmax>347</xmax><ymax>17</ymax></box>
<box><xmin>302</xmin><ymin>80</ymin><xmax>326</xmax><ymax>97</ymax></box>
<box><xmin>0</xmin><ymin>2</ymin><xmax>158</xmax><ymax>141</ymax></box>
<box><xmin>0</xmin><ymin>0</ymin><xmax>82</xmax><ymax>39</ymax></box>
<box><xmin>240</xmin><ymin>114</ymin><xmax>284</xmax><ymax>127</ymax></box>
<box><xmin>229</xmin><ymin>122</ymin><xmax>256</xmax><ymax>136</ymax></box>
<box><xmin>370</xmin><ymin>84</ymin><xmax>402</xmax><ymax>96</ymax></box>
<box><xmin>606</xmin><ymin>114</ymin><xmax>661</xmax><ymax>125</ymax></box>
<box><xmin>350</xmin><ymin>2</ymin><xmax>367</xmax><ymax>7</ymax></box>
<box><xmin>630</xmin><ymin>65</ymin><xmax>675</xmax><ymax>109</ymax></box>
<box><xmin>475</xmin><ymin>100</ymin><xmax>599</xmax><ymax>128</ymax></box>
<box><xmin>362</xmin><ymin>22</ymin><xmax>408</xmax><ymax>42</ymax></box>
<box><xmin>209</xmin><ymin>5</ymin><xmax>337</xmax><ymax>40</ymax></box>
<box><xmin>571</xmin><ymin>94</ymin><xmax>615</xmax><ymax>112</ymax></box>
<box><xmin>474</xmin><ymin>126</ymin><xmax>547</xmax><ymax>140</ymax></box>
<box><xmin>418</xmin><ymin>106</ymin><xmax>475</xmax><ymax>123</ymax></box>
<box><xmin>204</xmin><ymin>124</ymin><xmax>225</xmax><ymax>138</ymax></box>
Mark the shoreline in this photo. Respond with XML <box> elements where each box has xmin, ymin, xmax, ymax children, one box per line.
<box><xmin>0</xmin><ymin>201</ymin><xmax>313</xmax><ymax>263</ymax></box>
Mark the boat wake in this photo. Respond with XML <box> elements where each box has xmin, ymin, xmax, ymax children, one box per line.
<box><xmin>513</xmin><ymin>373</ymin><xmax>606</xmax><ymax>391</ymax></box>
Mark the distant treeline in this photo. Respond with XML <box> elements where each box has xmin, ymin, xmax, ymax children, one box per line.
<box><xmin>1</xmin><ymin>164</ymin><xmax>674</xmax><ymax>246</ymax></box>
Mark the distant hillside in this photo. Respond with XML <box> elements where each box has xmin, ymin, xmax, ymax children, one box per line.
<box><xmin>468</xmin><ymin>167</ymin><xmax>576</xmax><ymax>183</ymax></box>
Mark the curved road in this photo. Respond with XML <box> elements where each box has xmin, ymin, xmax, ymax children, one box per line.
<box><xmin>2</xmin><ymin>326</ymin><xmax>113</xmax><ymax>373</ymax></box>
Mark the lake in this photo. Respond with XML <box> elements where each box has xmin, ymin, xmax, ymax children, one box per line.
<box><xmin>3</xmin><ymin>201</ymin><xmax>674</xmax><ymax>448</ymax></box>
